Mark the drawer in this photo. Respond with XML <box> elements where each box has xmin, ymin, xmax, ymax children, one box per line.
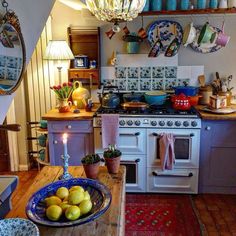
<box><xmin>48</xmin><ymin>120</ymin><xmax>93</xmax><ymax>133</ymax></box>
<box><xmin>69</xmin><ymin>69</ymin><xmax>98</xmax><ymax>80</ymax></box>
<box><xmin>147</xmin><ymin>167</ymin><xmax>199</xmax><ymax>194</ymax></box>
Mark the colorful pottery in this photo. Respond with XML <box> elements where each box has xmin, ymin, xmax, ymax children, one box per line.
<box><xmin>72</xmin><ymin>81</ymin><xmax>90</xmax><ymax>109</ymax></box>
<box><xmin>209</xmin><ymin>0</ymin><xmax>218</xmax><ymax>8</ymax></box>
<box><xmin>58</xmin><ymin>98</ymin><xmax>72</xmax><ymax>113</ymax></box>
<box><xmin>181</xmin><ymin>0</ymin><xmax>190</xmax><ymax>10</ymax></box>
<box><xmin>198</xmin><ymin>22</ymin><xmax>217</xmax><ymax>45</ymax></box>
<box><xmin>183</xmin><ymin>23</ymin><xmax>197</xmax><ymax>47</ymax></box>
<box><xmin>215</xmin><ymin>22</ymin><xmax>230</xmax><ymax>47</ymax></box>
<box><xmin>197</xmin><ymin>0</ymin><xmax>206</xmax><ymax>8</ymax></box>
<box><xmin>167</xmin><ymin>0</ymin><xmax>177</xmax><ymax>10</ymax></box>
<box><xmin>150</xmin><ymin>0</ymin><xmax>162</xmax><ymax>11</ymax></box>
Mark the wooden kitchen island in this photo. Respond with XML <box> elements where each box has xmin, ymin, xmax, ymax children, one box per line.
<box><xmin>7</xmin><ymin>166</ymin><xmax>126</xmax><ymax>236</ymax></box>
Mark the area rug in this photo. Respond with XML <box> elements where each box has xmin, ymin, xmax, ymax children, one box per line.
<box><xmin>125</xmin><ymin>194</ymin><xmax>203</xmax><ymax>236</ymax></box>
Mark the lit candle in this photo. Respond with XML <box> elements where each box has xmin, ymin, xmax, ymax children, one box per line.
<box><xmin>62</xmin><ymin>133</ymin><xmax>68</xmax><ymax>157</ymax></box>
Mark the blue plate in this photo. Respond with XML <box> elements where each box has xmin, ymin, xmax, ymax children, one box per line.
<box><xmin>26</xmin><ymin>178</ymin><xmax>112</xmax><ymax>227</ymax></box>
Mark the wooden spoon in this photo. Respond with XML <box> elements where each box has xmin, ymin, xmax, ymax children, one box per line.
<box><xmin>198</xmin><ymin>75</ymin><xmax>205</xmax><ymax>87</ymax></box>
<box><xmin>0</xmin><ymin>124</ymin><xmax>21</xmax><ymax>132</ymax></box>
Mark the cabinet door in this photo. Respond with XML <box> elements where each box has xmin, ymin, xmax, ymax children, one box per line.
<box><xmin>48</xmin><ymin>132</ymin><xmax>93</xmax><ymax>166</ymax></box>
<box><xmin>200</xmin><ymin>121</ymin><xmax>236</xmax><ymax>193</ymax></box>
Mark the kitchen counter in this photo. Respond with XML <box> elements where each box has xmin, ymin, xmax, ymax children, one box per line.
<box><xmin>195</xmin><ymin>105</ymin><xmax>236</xmax><ymax>121</ymax></box>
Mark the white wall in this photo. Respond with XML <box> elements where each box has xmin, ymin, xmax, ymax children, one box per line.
<box><xmin>0</xmin><ymin>0</ymin><xmax>56</xmax><ymax>124</ymax></box>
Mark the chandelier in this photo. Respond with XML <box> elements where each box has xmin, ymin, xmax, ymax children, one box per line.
<box><xmin>86</xmin><ymin>0</ymin><xmax>146</xmax><ymax>32</ymax></box>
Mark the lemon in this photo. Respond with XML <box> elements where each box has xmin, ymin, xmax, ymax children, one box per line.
<box><xmin>68</xmin><ymin>190</ymin><xmax>84</xmax><ymax>205</ymax></box>
<box><xmin>79</xmin><ymin>200</ymin><xmax>92</xmax><ymax>215</ymax></box>
<box><xmin>45</xmin><ymin>196</ymin><xmax>62</xmax><ymax>207</ymax></box>
<box><xmin>69</xmin><ymin>186</ymin><xmax>84</xmax><ymax>193</ymax></box>
<box><xmin>83</xmin><ymin>191</ymin><xmax>90</xmax><ymax>201</ymax></box>
<box><xmin>46</xmin><ymin>205</ymin><xmax>63</xmax><ymax>221</ymax></box>
<box><xmin>56</xmin><ymin>187</ymin><xmax>69</xmax><ymax>200</ymax></box>
<box><xmin>65</xmin><ymin>205</ymin><xmax>81</xmax><ymax>221</ymax></box>
<box><xmin>59</xmin><ymin>202</ymin><xmax>72</xmax><ymax>212</ymax></box>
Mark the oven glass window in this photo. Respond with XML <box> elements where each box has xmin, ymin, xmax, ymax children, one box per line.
<box><xmin>156</xmin><ymin>138</ymin><xmax>190</xmax><ymax>160</ymax></box>
<box><xmin>121</xmin><ymin>162</ymin><xmax>137</xmax><ymax>184</ymax></box>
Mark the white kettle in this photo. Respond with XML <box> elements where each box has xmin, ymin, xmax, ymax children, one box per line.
<box><xmin>228</xmin><ymin>0</ymin><xmax>236</xmax><ymax>7</ymax></box>
<box><xmin>219</xmin><ymin>0</ymin><xmax>228</xmax><ymax>8</ymax></box>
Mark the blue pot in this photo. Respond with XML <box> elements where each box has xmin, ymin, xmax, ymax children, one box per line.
<box><xmin>197</xmin><ymin>0</ymin><xmax>206</xmax><ymax>9</ymax></box>
<box><xmin>209</xmin><ymin>0</ymin><xmax>218</xmax><ymax>8</ymax></box>
<box><xmin>144</xmin><ymin>91</ymin><xmax>167</xmax><ymax>105</ymax></box>
<box><xmin>167</xmin><ymin>0</ymin><xmax>177</xmax><ymax>10</ymax></box>
<box><xmin>142</xmin><ymin>0</ymin><xmax>150</xmax><ymax>11</ymax></box>
<box><xmin>174</xmin><ymin>86</ymin><xmax>199</xmax><ymax>96</ymax></box>
<box><xmin>127</xmin><ymin>42</ymin><xmax>140</xmax><ymax>54</ymax></box>
<box><xmin>150</xmin><ymin>0</ymin><xmax>162</xmax><ymax>11</ymax></box>
<box><xmin>181</xmin><ymin>0</ymin><xmax>190</xmax><ymax>10</ymax></box>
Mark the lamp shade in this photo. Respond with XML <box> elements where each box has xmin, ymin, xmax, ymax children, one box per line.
<box><xmin>44</xmin><ymin>40</ymin><xmax>74</xmax><ymax>60</ymax></box>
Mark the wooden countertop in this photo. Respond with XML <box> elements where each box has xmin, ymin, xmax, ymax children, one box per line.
<box><xmin>7</xmin><ymin>166</ymin><xmax>126</xmax><ymax>236</ymax></box>
<box><xmin>195</xmin><ymin>105</ymin><xmax>236</xmax><ymax>121</ymax></box>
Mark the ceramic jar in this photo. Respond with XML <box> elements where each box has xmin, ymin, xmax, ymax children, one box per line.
<box><xmin>219</xmin><ymin>0</ymin><xmax>227</xmax><ymax>8</ymax></box>
<box><xmin>150</xmin><ymin>0</ymin><xmax>162</xmax><ymax>11</ymax></box>
<box><xmin>167</xmin><ymin>0</ymin><xmax>177</xmax><ymax>10</ymax></box>
<box><xmin>57</xmin><ymin>98</ymin><xmax>72</xmax><ymax>113</ymax></box>
<box><xmin>181</xmin><ymin>0</ymin><xmax>190</xmax><ymax>10</ymax></box>
<box><xmin>209</xmin><ymin>0</ymin><xmax>218</xmax><ymax>8</ymax></box>
<box><xmin>228</xmin><ymin>0</ymin><xmax>236</xmax><ymax>8</ymax></box>
<box><xmin>197</xmin><ymin>0</ymin><xmax>206</xmax><ymax>9</ymax></box>
<box><xmin>198</xmin><ymin>86</ymin><xmax>213</xmax><ymax>105</ymax></box>
<box><xmin>72</xmin><ymin>81</ymin><xmax>90</xmax><ymax>109</ymax></box>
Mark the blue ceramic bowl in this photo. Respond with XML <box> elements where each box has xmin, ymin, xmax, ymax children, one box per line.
<box><xmin>26</xmin><ymin>178</ymin><xmax>112</xmax><ymax>227</ymax></box>
<box><xmin>0</xmin><ymin>218</ymin><xmax>39</xmax><ymax>236</ymax></box>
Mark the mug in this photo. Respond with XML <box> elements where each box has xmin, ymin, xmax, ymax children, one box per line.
<box><xmin>215</xmin><ymin>22</ymin><xmax>230</xmax><ymax>47</ymax></box>
<box><xmin>198</xmin><ymin>22</ymin><xmax>217</xmax><ymax>45</ymax></box>
<box><xmin>183</xmin><ymin>22</ymin><xmax>197</xmax><ymax>47</ymax></box>
<box><xmin>150</xmin><ymin>0</ymin><xmax>162</xmax><ymax>11</ymax></box>
<box><xmin>219</xmin><ymin>0</ymin><xmax>227</xmax><ymax>8</ymax></box>
<box><xmin>228</xmin><ymin>0</ymin><xmax>236</xmax><ymax>7</ymax></box>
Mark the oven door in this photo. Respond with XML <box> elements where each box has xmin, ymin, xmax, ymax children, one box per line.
<box><xmin>121</xmin><ymin>155</ymin><xmax>146</xmax><ymax>192</ymax></box>
<box><xmin>147</xmin><ymin>129</ymin><xmax>200</xmax><ymax>168</ymax></box>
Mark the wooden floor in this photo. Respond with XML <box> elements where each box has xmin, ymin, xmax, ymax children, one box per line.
<box><xmin>2</xmin><ymin>170</ymin><xmax>236</xmax><ymax>236</ymax></box>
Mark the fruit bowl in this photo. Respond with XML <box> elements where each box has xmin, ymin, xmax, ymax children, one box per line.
<box><xmin>25</xmin><ymin>178</ymin><xmax>112</xmax><ymax>227</ymax></box>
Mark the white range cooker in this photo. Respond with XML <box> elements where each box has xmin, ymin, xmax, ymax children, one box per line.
<box><xmin>93</xmin><ymin>104</ymin><xmax>201</xmax><ymax>194</ymax></box>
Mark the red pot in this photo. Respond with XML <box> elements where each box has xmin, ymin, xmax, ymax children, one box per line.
<box><xmin>171</xmin><ymin>93</ymin><xmax>191</xmax><ymax>110</ymax></box>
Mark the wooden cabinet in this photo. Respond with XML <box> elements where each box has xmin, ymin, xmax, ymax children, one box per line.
<box><xmin>67</xmin><ymin>27</ymin><xmax>101</xmax><ymax>88</ymax></box>
<box><xmin>199</xmin><ymin>120</ymin><xmax>236</xmax><ymax>194</ymax></box>
<box><xmin>47</xmin><ymin>120</ymin><xmax>94</xmax><ymax>166</ymax></box>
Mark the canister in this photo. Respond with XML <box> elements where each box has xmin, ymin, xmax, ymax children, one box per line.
<box><xmin>197</xmin><ymin>0</ymin><xmax>206</xmax><ymax>9</ymax></box>
<box><xmin>181</xmin><ymin>0</ymin><xmax>190</xmax><ymax>10</ymax></box>
<box><xmin>209</xmin><ymin>0</ymin><xmax>218</xmax><ymax>8</ymax></box>
<box><xmin>167</xmin><ymin>0</ymin><xmax>177</xmax><ymax>10</ymax></box>
<box><xmin>198</xmin><ymin>86</ymin><xmax>213</xmax><ymax>105</ymax></box>
<box><xmin>150</xmin><ymin>0</ymin><xmax>162</xmax><ymax>11</ymax></box>
<box><xmin>209</xmin><ymin>95</ymin><xmax>227</xmax><ymax>109</ymax></box>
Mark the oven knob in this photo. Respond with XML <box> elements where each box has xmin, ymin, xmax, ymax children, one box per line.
<box><xmin>127</xmin><ymin>120</ymin><xmax>133</xmax><ymax>126</ymax></box>
<box><xmin>119</xmin><ymin>120</ymin><xmax>125</xmax><ymax>126</ymax></box>
<box><xmin>167</xmin><ymin>121</ymin><xmax>173</xmax><ymax>127</ymax></box>
<box><xmin>191</xmin><ymin>121</ymin><xmax>198</xmax><ymax>127</ymax></box>
<box><xmin>183</xmin><ymin>121</ymin><xmax>190</xmax><ymax>127</ymax></box>
<box><xmin>159</xmin><ymin>121</ymin><xmax>165</xmax><ymax>127</ymax></box>
<box><xmin>175</xmin><ymin>121</ymin><xmax>181</xmax><ymax>127</ymax></box>
<box><xmin>135</xmin><ymin>120</ymin><xmax>141</xmax><ymax>126</ymax></box>
<box><xmin>151</xmin><ymin>121</ymin><xmax>157</xmax><ymax>126</ymax></box>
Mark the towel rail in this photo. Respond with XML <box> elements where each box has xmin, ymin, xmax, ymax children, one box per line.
<box><xmin>152</xmin><ymin>132</ymin><xmax>194</xmax><ymax>138</ymax></box>
<box><xmin>152</xmin><ymin>171</ymin><xmax>193</xmax><ymax>177</ymax></box>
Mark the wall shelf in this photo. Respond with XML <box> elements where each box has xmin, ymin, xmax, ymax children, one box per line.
<box><xmin>140</xmin><ymin>8</ymin><xmax>236</xmax><ymax>16</ymax></box>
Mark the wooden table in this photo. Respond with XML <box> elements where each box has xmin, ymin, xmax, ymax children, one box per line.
<box><xmin>7</xmin><ymin>166</ymin><xmax>126</xmax><ymax>236</ymax></box>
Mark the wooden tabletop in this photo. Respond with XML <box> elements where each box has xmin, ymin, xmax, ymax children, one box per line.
<box><xmin>7</xmin><ymin>166</ymin><xmax>126</xmax><ymax>236</ymax></box>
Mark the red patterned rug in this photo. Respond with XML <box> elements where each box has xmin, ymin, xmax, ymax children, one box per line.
<box><xmin>125</xmin><ymin>194</ymin><xmax>203</xmax><ymax>236</ymax></box>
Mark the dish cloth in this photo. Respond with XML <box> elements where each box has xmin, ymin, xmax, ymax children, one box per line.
<box><xmin>101</xmin><ymin>114</ymin><xmax>119</xmax><ymax>149</ymax></box>
<box><xmin>159</xmin><ymin>133</ymin><xmax>175</xmax><ymax>170</ymax></box>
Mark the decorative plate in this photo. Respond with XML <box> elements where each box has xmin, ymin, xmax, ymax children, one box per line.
<box><xmin>147</xmin><ymin>20</ymin><xmax>183</xmax><ymax>52</ymax></box>
<box><xmin>26</xmin><ymin>178</ymin><xmax>112</xmax><ymax>227</ymax></box>
<box><xmin>201</xmin><ymin>106</ymin><xmax>236</xmax><ymax>114</ymax></box>
<box><xmin>190</xmin><ymin>27</ymin><xmax>222</xmax><ymax>53</ymax></box>
<box><xmin>0</xmin><ymin>218</ymin><xmax>39</xmax><ymax>236</ymax></box>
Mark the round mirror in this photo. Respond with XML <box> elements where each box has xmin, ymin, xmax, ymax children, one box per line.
<box><xmin>0</xmin><ymin>20</ymin><xmax>25</xmax><ymax>95</ymax></box>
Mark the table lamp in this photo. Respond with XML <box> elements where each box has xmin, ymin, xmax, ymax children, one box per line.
<box><xmin>44</xmin><ymin>40</ymin><xmax>74</xmax><ymax>84</ymax></box>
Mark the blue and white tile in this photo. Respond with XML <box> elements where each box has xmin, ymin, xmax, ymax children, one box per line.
<box><xmin>0</xmin><ymin>67</ymin><xmax>5</xmax><ymax>78</ymax></box>
<box><xmin>102</xmin><ymin>78</ymin><xmax>116</xmax><ymax>87</ymax></box>
<box><xmin>0</xmin><ymin>56</ymin><xmax>6</xmax><ymax>67</ymax></box>
<box><xmin>140</xmin><ymin>67</ymin><xmax>151</xmax><ymax>78</ymax></box>
<box><xmin>165</xmin><ymin>78</ymin><xmax>177</xmax><ymax>90</ymax></box>
<box><xmin>140</xmin><ymin>79</ymin><xmax>151</xmax><ymax>91</ymax></box>
<box><xmin>152</xmin><ymin>67</ymin><xmax>165</xmax><ymax>78</ymax></box>
<box><xmin>152</xmin><ymin>79</ymin><xmax>164</xmax><ymax>90</ymax></box>
<box><xmin>177</xmin><ymin>66</ymin><xmax>191</xmax><ymax>79</ymax></box>
<box><xmin>165</xmin><ymin>66</ymin><xmax>177</xmax><ymax>79</ymax></box>
<box><xmin>116</xmin><ymin>79</ymin><xmax>127</xmax><ymax>91</ymax></box>
<box><xmin>127</xmin><ymin>67</ymin><xmax>139</xmax><ymax>78</ymax></box>
<box><xmin>115</xmin><ymin>67</ymin><xmax>127</xmax><ymax>78</ymax></box>
<box><xmin>127</xmin><ymin>79</ymin><xmax>139</xmax><ymax>91</ymax></box>
<box><xmin>176</xmin><ymin>78</ymin><xmax>190</xmax><ymax>86</ymax></box>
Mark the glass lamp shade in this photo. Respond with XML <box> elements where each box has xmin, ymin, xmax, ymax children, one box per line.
<box><xmin>86</xmin><ymin>0</ymin><xmax>147</xmax><ymax>23</ymax></box>
<box><xmin>44</xmin><ymin>40</ymin><xmax>74</xmax><ymax>60</ymax></box>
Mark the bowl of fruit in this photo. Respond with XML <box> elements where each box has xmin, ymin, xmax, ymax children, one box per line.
<box><xmin>25</xmin><ymin>178</ymin><xmax>112</xmax><ymax>227</ymax></box>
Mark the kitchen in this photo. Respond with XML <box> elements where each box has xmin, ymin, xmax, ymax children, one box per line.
<box><xmin>1</xmin><ymin>0</ymin><xmax>236</xmax><ymax>235</ymax></box>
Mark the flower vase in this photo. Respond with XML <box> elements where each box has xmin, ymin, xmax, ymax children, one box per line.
<box><xmin>58</xmin><ymin>98</ymin><xmax>71</xmax><ymax>113</ymax></box>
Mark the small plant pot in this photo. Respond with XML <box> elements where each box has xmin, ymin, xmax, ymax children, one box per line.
<box><xmin>105</xmin><ymin>156</ymin><xmax>121</xmax><ymax>174</ymax></box>
<box><xmin>126</xmin><ymin>42</ymin><xmax>140</xmax><ymax>54</ymax></box>
<box><xmin>82</xmin><ymin>161</ymin><xmax>100</xmax><ymax>179</ymax></box>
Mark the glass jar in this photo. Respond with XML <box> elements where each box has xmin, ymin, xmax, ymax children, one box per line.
<box><xmin>181</xmin><ymin>0</ymin><xmax>190</xmax><ymax>10</ymax></box>
<box><xmin>167</xmin><ymin>0</ymin><xmax>177</xmax><ymax>10</ymax></box>
<box><xmin>209</xmin><ymin>0</ymin><xmax>218</xmax><ymax>8</ymax></box>
<box><xmin>197</xmin><ymin>0</ymin><xmax>207</xmax><ymax>9</ymax></box>
<box><xmin>150</xmin><ymin>0</ymin><xmax>162</xmax><ymax>11</ymax></box>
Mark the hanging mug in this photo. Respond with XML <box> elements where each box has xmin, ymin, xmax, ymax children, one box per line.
<box><xmin>219</xmin><ymin>0</ymin><xmax>228</xmax><ymax>8</ymax></box>
<box><xmin>215</xmin><ymin>22</ymin><xmax>230</xmax><ymax>47</ymax></box>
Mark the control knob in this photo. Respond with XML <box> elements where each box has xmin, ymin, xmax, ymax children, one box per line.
<box><xmin>175</xmin><ymin>121</ymin><xmax>181</xmax><ymax>127</ymax></box>
<box><xmin>191</xmin><ymin>121</ymin><xmax>198</xmax><ymax>127</ymax></box>
<box><xmin>127</xmin><ymin>120</ymin><xmax>133</xmax><ymax>126</ymax></box>
<box><xmin>183</xmin><ymin>121</ymin><xmax>190</xmax><ymax>127</ymax></box>
<box><xmin>151</xmin><ymin>121</ymin><xmax>157</xmax><ymax>126</ymax></box>
<box><xmin>119</xmin><ymin>120</ymin><xmax>125</xmax><ymax>126</ymax></box>
<box><xmin>167</xmin><ymin>121</ymin><xmax>173</xmax><ymax>127</ymax></box>
<box><xmin>159</xmin><ymin>121</ymin><xmax>165</xmax><ymax>127</ymax></box>
<box><xmin>135</xmin><ymin>120</ymin><xmax>141</xmax><ymax>126</ymax></box>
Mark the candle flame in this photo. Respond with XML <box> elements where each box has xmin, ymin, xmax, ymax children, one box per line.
<box><xmin>62</xmin><ymin>133</ymin><xmax>68</xmax><ymax>144</ymax></box>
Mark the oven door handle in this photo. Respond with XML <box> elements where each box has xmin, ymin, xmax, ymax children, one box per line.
<box><xmin>152</xmin><ymin>171</ymin><xmax>193</xmax><ymax>177</ymax></box>
<box><xmin>152</xmin><ymin>133</ymin><xmax>195</xmax><ymax>138</ymax></box>
<box><xmin>100</xmin><ymin>132</ymin><xmax>140</xmax><ymax>136</ymax></box>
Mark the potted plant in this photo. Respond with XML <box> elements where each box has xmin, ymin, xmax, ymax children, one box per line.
<box><xmin>103</xmin><ymin>144</ymin><xmax>122</xmax><ymax>174</ymax></box>
<box><xmin>81</xmin><ymin>154</ymin><xmax>101</xmax><ymax>179</ymax></box>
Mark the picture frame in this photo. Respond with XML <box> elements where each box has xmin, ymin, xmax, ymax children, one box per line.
<box><xmin>74</xmin><ymin>55</ymin><xmax>89</xmax><ymax>68</ymax></box>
